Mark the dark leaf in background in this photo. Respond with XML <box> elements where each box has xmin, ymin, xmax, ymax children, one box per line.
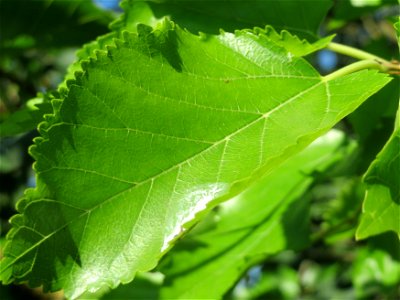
<box><xmin>140</xmin><ymin>0</ymin><xmax>332</xmax><ymax>40</ymax></box>
<box><xmin>0</xmin><ymin>0</ymin><xmax>114</xmax><ymax>50</ymax></box>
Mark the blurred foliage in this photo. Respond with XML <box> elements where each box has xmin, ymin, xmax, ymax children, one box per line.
<box><xmin>0</xmin><ymin>0</ymin><xmax>399</xmax><ymax>299</ymax></box>
<box><xmin>0</xmin><ymin>0</ymin><xmax>114</xmax><ymax>50</ymax></box>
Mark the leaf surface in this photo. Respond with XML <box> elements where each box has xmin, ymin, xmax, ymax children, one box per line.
<box><xmin>0</xmin><ymin>22</ymin><xmax>390</xmax><ymax>297</ymax></box>
<box><xmin>59</xmin><ymin>0</ymin><xmax>161</xmax><ymax>90</ymax></box>
<box><xmin>249</xmin><ymin>27</ymin><xmax>334</xmax><ymax>57</ymax></box>
<box><xmin>157</xmin><ymin>130</ymin><xmax>348</xmax><ymax>299</ymax></box>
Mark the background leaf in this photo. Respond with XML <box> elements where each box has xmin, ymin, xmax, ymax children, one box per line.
<box><xmin>0</xmin><ymin>0</ymin><xmax>114</xmax><ymax>50</ymax></box>
<box><xmin>138</xmin><ymin>0</ymin><xmax>332</xmax><ymax>40</ymax></box>
<box><xmin>0</xmin><ymin>97</ymin><xmax>53</xmax><ymax>138</ymax></box>
<box><xmin>356</xmin><ymin>102</ymin><xmax>400</xmax><ymax>240</ymax></box>
<box><xmin>356</xmin><ymin>20</ymin><xmax>400</xmax><ymax>240</ymax></box>
<box><xmin>353</xmin><ymin>236</ymin><xmax>400</xmax><ymax>299</ymax></box>
<box><xmin>332</xmin><ymin>0</ymin><xmax>397</xmax><ymax>22</ymax></box>
<box><xmin>347</xmin><ymin>78</ymin><xmax>399</xmax><ymax>172</ymax></box>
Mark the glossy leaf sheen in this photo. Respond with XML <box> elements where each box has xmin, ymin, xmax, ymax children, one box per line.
<box><xmin>0</xmin><ymin>22</ymin><xmax>390</xmax><ymax>297</ymax></box>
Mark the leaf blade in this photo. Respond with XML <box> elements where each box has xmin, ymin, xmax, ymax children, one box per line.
<box><xmin>0</xmin><ymin>22</ymin><xmax>391</xmax><ymax>297</ymax></box>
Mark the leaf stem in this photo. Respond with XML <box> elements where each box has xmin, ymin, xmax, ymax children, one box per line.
<box><xmin>327</xmin><ymin>42</ymin><xmax>385</xmax><ymax>62</ymax></box>
<box><xmin>323</xmin><ymin>59</ymin><xmax>384</xmax><ymax>81</ymax></box>
<box><xmin>324</xmin><ymin>42</ymin><xmax>400</xmax><ymax>80</ymax></box>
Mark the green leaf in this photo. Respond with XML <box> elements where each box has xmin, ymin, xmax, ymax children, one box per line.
<box><xmin>251</xmin><ymin>27</ymin><xmax>334</xmax><ymax>57</ymax></box>
<box><xmin>115</xmin><ymin>1</ymin><xmax>334</xmax><ymax>57</ymax></box>
<box><xmin>58</xmin><ymin>33</ymin><xmax>117</xmax><ymax>91</ymax></box>
<box><xmin>356</xmin><ymin>102</ymin><xmax>400</xmax><ymax>240</ymax></box>
<box><xmin>110</xmin><ymin>0</ymin><xmax>163</xmax><ymax>33</ymax></box>
<box><xmin>59</xmin><ymin>0</ymin><xmax>161</xmax><ymax>91</ymax></box>
<box><xmin>0</xmin><ymin>22</ymin><xmax>390</xmax><ymax>298</ymax></box>
<box><xmin>355</xmin><ymin>20</ymin><xmax>399</xmax><ymax>238</ymax></box>
<box><xmin>139</xmin><ymin>0</ymin><xmax>333</xmax><ymax>40</ymax></box>
<box><xmin>157</xmin><ymin>130</ymin><xmax>348</xmax><ymax>299</ymax></box>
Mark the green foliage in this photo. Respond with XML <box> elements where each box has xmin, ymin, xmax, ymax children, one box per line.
<box><xmin>1</xmin><ymin>18</ymin><xmax>390</xmax><ymax>297</ymax></box>
<box><xmin>357</xmin><ymin>105</ymin><xmax>400</xmax><ymax>239</ymax></box>
<box><xmin>353</xmin><ymin>241</ymin><xmax>400</xmax><ymax>298</ymax></box>
<box><xmin>1</xmin><ymin>1</ymin><xmax>399</xmax><ymax>299</ymax></box>
<box><xmin>98</xmin><ymin>129</ymin><xmax>349</xmax><ymax>299</ymax></box>
<box><xmin>140</xmin><ymin>0</ymin><xmax>332</xmax><ymax>39</ymax></box>
<box><xmin>351</xmin><ymin>20</ymin><xmax>400</xmax><ymax>240</ymax></box>
<box><xmin>0</xmin><ymin>0</ymin><xmax>114</xmax><ymax>50</ymax></box>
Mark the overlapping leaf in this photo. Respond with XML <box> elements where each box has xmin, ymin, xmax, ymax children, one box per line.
<box><xmin>0</xmin><ymin>19</ymin><xmax>390</xmax><ymax>299</ymax></box>
<box><xmin>1</xmin><ymin>0</ymin><xmax>333</xmax><ymax>139</ymax></box>
<box><xmin>61</xmin><ymin>0</ymin><xmax>333</xmax><ymax>92</ymax></box>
